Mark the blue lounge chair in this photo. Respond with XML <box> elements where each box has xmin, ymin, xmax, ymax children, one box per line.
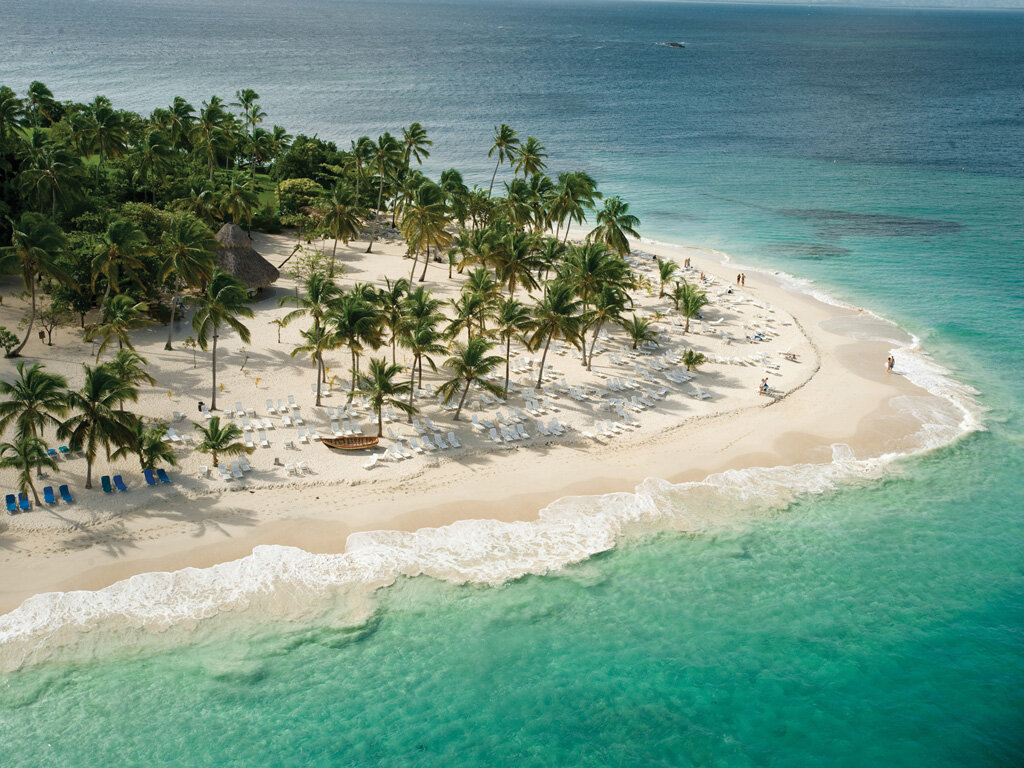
<box><xmin>59</xmin><ymin>485</ymin><xmax>73</xmax><ymax>503</ymax></box>
<box><xmin>47</xmin><ymin>448</ymin><xmax>59</xmax><ymax>459</ymax></box>
<box><xmin>43</xmin><ymin>486</ymin><xmax>56</xmax><ymax>504</ymax></box>
<box><xmin>113</xmin><ymin>475</ymin><xmax>128</xmax><ymax>492</ymax></box>
<box><xmin>157</xmin><ymin>468</ymin><xmax>171</xmax><ymax>484</ymax></box>
<box><xmin>58</xmin><ymin>446</ymin><xmax>70</xmax><ymax>456</ymax></box>
<box><xmin>5</xmin><ymin>494</ymin><xmax>16</xmax><ymax>513</ymax></box>
<box><xmin>18</xmin><ymin>493</ymin><xmax>30</xmax><ymax>511</ymax></box>
<box><xmin>143</xmin><ymin>468</ymin><xmax>157</xmax><ymax>486</ymax></box>
<box><xmin>101</xmin><ymin>476</ymin><xmax>113</xmax><ymax>494</ymax></box>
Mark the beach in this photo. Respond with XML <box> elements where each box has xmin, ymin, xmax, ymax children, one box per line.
<box><xmin>0</xmin><ymin>231</ymin><xmax>962</xmax><ymax>637</ymax></box>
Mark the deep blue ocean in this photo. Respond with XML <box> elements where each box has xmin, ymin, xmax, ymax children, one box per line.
<box><xmin>1</xmin><ymin>2</ymin><xmax>1023</xmax><ymax>766</ymax></box>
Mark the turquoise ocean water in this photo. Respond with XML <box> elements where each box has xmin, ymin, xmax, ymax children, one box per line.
<box><xmin>1</xmin><ymin>2</ymin><xmax>1023</xmax><ymax>765</ymax></box>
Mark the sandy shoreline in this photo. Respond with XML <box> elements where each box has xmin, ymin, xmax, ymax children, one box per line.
<box><xmin>0</xmin><ymin>233</ymin><xmax>960</xmax><ymax>617</ymax></box>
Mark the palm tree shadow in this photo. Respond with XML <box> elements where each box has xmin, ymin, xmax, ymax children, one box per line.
<box><xmin>59</xmin><ymin>519</ymin><xmax>139</xmax><ymax>558</ymax></box>
<box><xmin>0</xmin><ymin>519</ymin><xmax>21</xmax><ymax>551</ymax></box>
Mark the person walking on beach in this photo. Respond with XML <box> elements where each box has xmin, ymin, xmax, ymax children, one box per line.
<box><xmin>887</xmin><ymin>355</ymin><xmax>895</xmax><ymax>373</ymax></box>
<box><xmin>737</xmin><ymin>273</ymin><xmax>742</xmax><ymax>285</ymax></box>
<box><xmin>741</xmin><ymin>273</ymin><xmax>746</xmax><ymax>286</ymax></box>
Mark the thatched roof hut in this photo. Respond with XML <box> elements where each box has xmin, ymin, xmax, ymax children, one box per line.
<box><xmin>214</xmin><ymin>223</ymin><xmax>279</xmax><ymax>292</ymax></box>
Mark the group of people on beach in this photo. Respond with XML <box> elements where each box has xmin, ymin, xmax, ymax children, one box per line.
<box><xmin>735</xmin><ymin>273</ymin><xmax>746</xmax><ymax>286</ymax></box>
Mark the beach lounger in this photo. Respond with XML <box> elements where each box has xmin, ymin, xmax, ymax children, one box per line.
<box><xmin>407</xmin><ymin>438</ymin><xmax>425</xmax><ymax>454</ymax></box>
<box><xmin>58</xmin><ymin>445</ymin><xmax>70</xmax><ymax>457</ymax></box>
<box><xmin>293</xmin><ymin>409</ymin><xmax>304</xmax><ymax>426</ymax></box>
<box><xmin>288</xmin><ymin>395</ymin><xmax>297</xmax><ymax>409</ymax></box>
<box><xmin>420</xmin><ymin>434</ymin><xmax>438</xmax><ymax>451</ymax></box>
<box><xmin>144</xmin><ymin>468</ymin><xmax>157</xmax><ymax>486</ymax></box>
<box><xmin>434</xmin><ymin>434</ymin><xmax>450</xmax><ymax>450</ymax></box>
<box><xmin>239</xmin><ymin>456</ymin><xmax>253</xmax><ymax>472</ymax></box>
<box><xmin>447</xmin><ymin>432</ymin><xmax>461</xmax><ymax>449</ymax></box>
<box><xmin>18</xmin><ymin>493</ymin><xmax>30</xmax><ymax>511</ymax></box>
<box><xmin>43</xmin><ymin>486</ymin><xmax>56</xmax><ymax>504</ymax></box>
<box><xmin>201</xmin><ymin>404</ymin><xmax>213</xmax><ymax>420</ymax></box>
<box><xmin>284</xmin><ymin>463</ymin><xmax>296</xmax><ymax>476</ymax></box>
<box><xmin>113</xmin><ymin>475</ymin><xmax>128</xmax><ymax>491</ymax></box>
<box><xmin>259</xmin><ymin>430</ymin><xmax>270</xmax><ymax>448</ymax></box>
<box><xmin>425</xmin><ymin>417</ymin><xmax>442</xmax><ymax>433</ymax></box>
<box><xmin>549</xmin><ymin>418</ymin><xmax>565</xmax><ymax>436</ymax></box>
<box><xmin>218</xmin><ymin>465</ymin><xmax>232</xmax><ymax>481</ymax></box>
<box><xmin>306</xmin><ymin>427</ymin><xmax>320</xmax><ymax>442</ymax></box>
<box><xmin>230</xmin><ymin>461</ymin><xmax>243</xmax><ymax>479</ymax></box>
<box><xmin>515</xmin><ymin>423</ymin><xmax>530</xmax><ymax>439</ymax></box>
<box><xmin>413</xmin><ymin>419</ymin><xmax>427</xmax><ymax>435</ymax></box>
<box><xmin>101</xmin><ymin>476</ymin><xmax>113</xmax><ymax>494</ymax></box>
<box><xmin>278</xmin><ymin>399</ymin><xmax>288</xmax><ymax>413</ymax></box>
<box><xmin>157</xmin><ymin>468</ymin><xmax>171</xmax><ymax>484</ymax></box>
<box><xmin>198</xmin><ymin>465</ymin><xmax>209</xmax><ymax>478</ymax></box>
<box><xmin>266</xmin><ymin>399</ymin><xmax>277</xmax><ymax>415</ymax></box>
<box><xmin>235</xmin><ymin>402</ymin><xmax>245</xmax><ymax>417</ymax></box>
<box><xmin>296</xmin><ymin>460</ymin><xmax>309</xmax><ymax>473</ymax></box>
<box><xmin>488</xmin><ymin>427</ymin><xmax>503</xmax><ymax>445</ymax></box>
<box><xmin>167</xmin><ymin>427</ymin><xmax>182</xmax><ymax>443</ymax></box>
<box><xmin>244</xmin><ymin>433</ymin><xmax>255</xmax><ymax>449</ymax></box>
<box><xmin>536</xmin><ymin>420</ymin><xmax>551</xmax><ymax>437</ymax></box>
<box><xmin>331</xmin><ymin>421</ymin><xmax>343</xmax><ymax>437</ymax></box>
<box><xmin>47</xmin><ymin>447</ymin><xmax>59</xmax><ymax>460</ymax></box>
<box><xmin>297</xmin><ymin>430</ymin><xmax>308</xmax><ymax>444</ymax></box>
<box><xmin>282</xmin><ymin>414</ymin><xmax>293</xmax><ymax>427</ymax></box>
<box><xmin>471</xmin><ymin>414</ymin><xmax>487</xmax><ymax>432</ymax></box>
<box><xmin>362</xmin><ymin>454</ymin><xmax>380</xmax><ymax>470</ymax></box>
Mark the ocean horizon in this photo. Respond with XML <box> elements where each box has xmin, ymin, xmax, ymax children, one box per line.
<box><xmin>1</xmin><ymin>1</ymin><xmax>1022</xmax><ymax>765</ymax></box>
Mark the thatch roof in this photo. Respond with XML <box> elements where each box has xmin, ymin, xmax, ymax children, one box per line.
<box><xmin>213</xmin><ymin>223</ymin><xmax>279</xmax><ymax>290</ymax></box>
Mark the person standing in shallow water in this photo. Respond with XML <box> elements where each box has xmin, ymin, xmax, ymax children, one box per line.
<box><xmin>887</xmin><ymin>355</ymin><xmax>895</xmax><ymax>373</ymax></box>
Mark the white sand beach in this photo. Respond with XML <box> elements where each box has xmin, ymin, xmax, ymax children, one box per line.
<box><xmin>0</xmin><ymin>232</ymin><xmax>958</xmax><ymax>614</ymax></box>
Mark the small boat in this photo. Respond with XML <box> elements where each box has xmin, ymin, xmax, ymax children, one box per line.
<box><xmin>666</xmin><ymin>41</ymin><xmax>685</xmax><ymax>49</ymax></box>
<box><xmin>322</xmin><ymin>435</ymin><xmax>379</xmax><ymax>451</ymax></box>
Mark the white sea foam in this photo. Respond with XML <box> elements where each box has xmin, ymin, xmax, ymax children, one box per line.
<box><xmin>0</xmin><ymin>243</ymin><xmax>984</xmax><ymax>673</ymax></box>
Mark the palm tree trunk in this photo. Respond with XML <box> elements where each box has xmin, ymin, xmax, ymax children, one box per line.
<box><xmin>408</xmin><ymin>361</ymin><xmax>416</xmax><ymax>421</ymax></box>
<box><xmin>331</xmin><ymin>238</ymin><xmax>338</xmax><ymax>277</ymax></box>
<box><xmin>376</xmin><ymin>407</ymin><xmax>383</xmax><ymax>437</ymax></box>
<box><xmin>537</xmin><ymin>333</ymin><xmax>553</xmax><ymax>389</ymax></box>
<box><xmin>165</xmin><ymin>280</ymin><xmax>181</xmax><ymax>350</ymax></box>
<box><xmin>27</xmin><ymin>473</ymin><xmax>41</xmax><ymax>505</ymax></box>
<box><xmin>488</xmin><ymin>159</ymin><xmax>500</xmax><ymax>197</ymax></box>
<box><xmin>504</xmin><ymin>335</ymin><xmax>512</xmax><ymax>396</ymax></box>
<box><xmin>349</xmin><ymin>348</ymin><xmax>357</xmax><ymax>401</ymax></box>
<box><xmin>418</xmin><ymin>245</ymin><xmax>430</xmax><ymax>282</ymax></box>
<box><xmin>409</xmin><ymin>251</ymin><xmax>419</xmax><ymax>283</ymax></box>
<box><xmin>8</xmin><ymin>275</ymin><xmax>37</xmax><ymax>358</ymax></box>
<box><xmin>210</xmin><ymin>328</ymin><xmax>219</xmax><ymax>410</ymax></box>
<box><xmin>587</xmin><ymin>323</ymin><xmax>603</xmax><ymax>372</ymax></box>
<box><xmin>315</xmin><ymin>354</ymin><xmax>322</xmax><ymax>407</ymax></box>
<box><xmin>366</xmin><ymin>180</ymin><xmax>385</xmax><ymax>253</ymax></box>
<box><xmin>454</xmin><ymin>381</ymin><xmax>471</xmax><ymax>420</ymax></box>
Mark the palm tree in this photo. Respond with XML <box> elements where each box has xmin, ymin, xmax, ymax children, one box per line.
<box><xmin>105</xmin><ymin>348</ymin><xmax>157</xmax><ymax>401</ymax></box>
<box><xmin>658</xmin><ymin>259</ymin><xmax>680</xmax><ymax>298</ymax></box>
<box><xmin>622</xmin><ymin>314</ymin><xmax>658</xmax><ymax>350</ymax></box>
<box><xmin>18</xmin><ymin>137</ymin><xmax>84</xmax><ymax>218</ymax></box>
<box><xmin>365</xmin><ymin>132</ymin><xmax>401</xmax><ymax>253</ymax></box>
<box><xmin>682</xmin><ymin>349</ymin><xmax>707</xmax><ymax>372</ymax></box>
<box><xmin>162</xmin><ymin>96</ymin><xmax>196</xmax><ymax>152</ymax></box>
<box><xmin>492</xmin><ymin>297</ymin><xmax>533</xmax><ymax>395</ymax></box>
<box><xmin>26</xmin><ymin>81</ymin><xmax>55</xmax><ymax>128</ymax></box>
<box><xmin>131</xmin><ymin>129</ymin><xmax>174</xmax><ymax>203</ymax></box>
<box><xmin>58</xmin><ymin>364</ymin><xmax>138</xmax><ymax>488</ymax></box>
<box><xmin>401</xmin><ymin>122</ymin><xmax>432</xmax><ymax>168</ymax></box>
<box><xmin>290</xmin><ymin>324</ymin><xmax>336</xmax><ymax>407</ymax></box>
<box><xmin>439</xmin><ymin>168</ymin><xmax>469</xmax><ymax>227</ymax></box>
<box><xmin>220</xmin><ymin>174</ymin><xmax>257</xmax><ymax>229</ymax></box>
<box><xmin>82</xmin><ymin>96</ymin><xmax>127</xmax><ymax>173</ymax></box>
<box><xmin>581</xmin><ymin>284</ymin><xmax>629</xmax><ymax>370</ymax></box>
<box><xmin>193</xmin><ymin>416</ymin><xmax>252</xmax><ymax>467</ymax></box>
<box><xmin>399</xmin><ymin>318</ymin><xmax>446</xmax><ymax>405</ymax></box>
<box><xmin>0</xmin><ymin>363</ymin><xmax>68</xmax><ymax>473</ymax></box>
<box><xmin>513</xmin><ymin>136</ymin><xmax>548</xmax><ymax>178</ymax></box>
<box><xmin>0</xmin><ymin>86</ymin><xmax>24</xmax><ymax>141</ymax></box>
<box><xmin>400</xmin><ymin>181</ymin><xmax>452</xmax><ymax>282</ymax></box>
<box><xmin>589</xmin><ymin>196</ymin><xmax>640</xmax><ymax>256</ymax></box>
<box><xmin>278</xmin><ymin>270</ymin><xmax>342</xmax><ymax>369</ymax></box>
<box><xmin>319</xmin><ymin>182</ymin><xmax>364</xmax><ymax>270</ymax></box>
<box><xmin>349</xmin><ymin>135</ymin><xmax>374</xmax><ymax>203</ymax></box>
<box><xmin>492</xmin><ymin>229</ymin><xmax>543</xmax><ymax>297</ymax></box>
<box><xmin>329</xmin><ymin>292</ymin><xmax>382</xmax><ymax>399</ymax></box>
<box><xmin>676</xmin><ymin>281</ymin><xmax>709</xmax><ymax>333</ymax></box>
<box><xmin>113</xmin><ymin>420</ymin><xmax>178</xmax><ymax>472</ymax></box>
<box><xmin>528</xmin><ymin>281</ymin><xmax>582</xmax><ymax>387</ymax></box>
<box><xmin>403</xmin><ymin>285</ymin><xmax>445</xmax><ymax>328</ymax></box>
<box><xmin>191</xmin><ymin>268</ymin><xmax>253</xmax><ymax>410</ymax></box>
<box><xmin>1</xmin><ymin>213</ymin><xmax>67</xmax><ymax>358</ymax></box>
<box><xmin>488</xmin><ymin>124</ymin><xmax>520</xmax><ymax>196</ymax></box>
<box><xmin>438</xmin><ymin>337</ymin><xmax>505</xmax><ymax>420</ymax></box>
<box><xmin>161</xmin><ymin>215</ymin><xmax>217</xmax><ymax>349</ymax></box>
<box><xmin>193</xmin><ymin>96</ymin><xmax>230</xmax><ymax>180</ymax></box>
<box><xmin>92</xmin><ymin>218</ymin><xmax>150</xmax><ymax>300</ymax></box>
<box><xmin>85</xmin><ymin>295</ymin><xmax>149</xmax><ymax>359</ymax></box>
<box><xmin>376</xmin><ymin>277</ymin><xmax>410</xmax><ymax>363</ymax></box>
<box><xmin>0</xmin><ymin>436</ymin><xmax>56</xmax><ymax>505</ymax></box>
<box><xmin>358</xmin><ymin>358</ymin><xmax>415</xmax><ymax>436</ymax></box>
<box><xmin>550</xmin><ymin>171</ymin><xmax>600</xmax><ymax>242</ymax></box>
<box><xmin>446</xmin><ymin>291</ymin><xmax>487</xmax><ymax>341</ymax></box>
<box><xmin>560</xmin><ymin>241</ymin><xmax>630</xmax><ymax>313</ymax></box>
<box><xmin>231</xmin><ymin>88</ymin><xmax>265</xmax><ymax>181</ymax></box>
<box><xmin>268</xmin><ymin>125</ymin><xmax>294</xmax><ymax>199</ymax></box>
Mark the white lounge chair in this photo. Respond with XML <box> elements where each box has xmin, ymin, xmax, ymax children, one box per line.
<box><xmin>536</xmin><ymin>420</ymin><xmax>551</xmax><ymax>437</ymax></box>
<box><xmin>488</xmin><ymin>427</ymin><xmax>503</xmax><ymax>444</ymax></box>
<box><xmin>234</xmin><ymin>402</ymin><xmax>245</xmax><ymax>418</ymax></box>
<box><xmin>425</xmin><ymin>417</ymin><xmax>441</xmax><ymax>432</ymax></box>
<box><xmin>259</xmin><ymin>430</ymin><xmax>270</xmax><ymax>448</ymax></box>
<box><xmin>230</xmin><ymin>461</ymin><xmax>244</xmax><ymax>479</ymax></box>
<box><xmin>408</xmin><ymin>438</ymin><xmax>425</xmax><ymax>454</ymax></box>
<box><xmin>362</xmin><ymin>454</ymin><xmax>380</xmax><ymax>470</ymax></box>
<box><xmin>515</xmin><ymin>423</ymin><xmax>530</xmax><ymax>440</ymax></box>
<box><xmin>447</xmin><ymin>431</ymin><xmax>461</xmax><ymax>449</ymax></box>
<box><xmin>288</xmin><ymin>395</ymin><xmax>297</xmax><ymax>409</ymax></box>
<box><xmin>296</xmin><ymin>460</ymin><xmax>309</xmax><ymax>473</ymax></box>
<box><xmin>218</xmin><ymin>465</ymin><xmax>232</xmax><ymax>481</ymax></box>
<box><xmin>197</xmin><ymin>465</ymin><xmax>209</xmax><ymax>478</ymax></box>
<box><xmin>266</xmin><ymin>399</ymin><xmax>277</xmax><ymax>415</ymax></box>
<box><xmin>298</xmin><ymin>430</ymin><xmax>308</xmax><ymax>444</ymax></box>
<box><xmin>434</xmin><ymin>434</ymin><xmax>450</xmax><ymax>450</ymax></box>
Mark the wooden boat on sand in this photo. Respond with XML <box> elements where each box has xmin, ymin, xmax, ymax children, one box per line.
<box><xmin>321</xmin><ymin>435</ymin><xmax>379</xmax><ymax>451</ymax></box>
